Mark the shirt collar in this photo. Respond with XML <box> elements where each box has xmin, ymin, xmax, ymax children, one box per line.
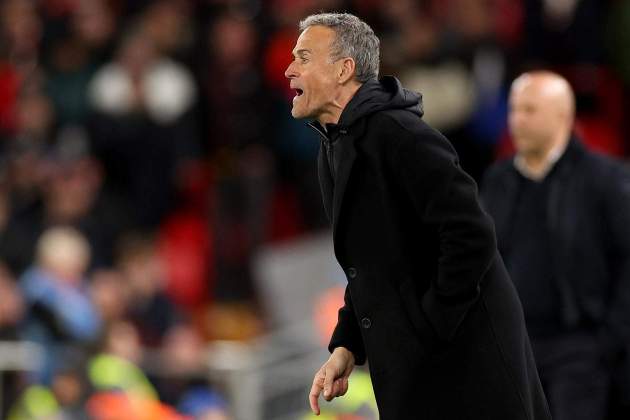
<box><xmin>514</xmin><ymin>140</ymin><xmax>568</xmax><ymax>181</ymax></box>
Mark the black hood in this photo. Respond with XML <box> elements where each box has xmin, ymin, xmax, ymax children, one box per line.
<box><xmin>337</xmin><ymin>76</ymin><xmax>423</xmax><ymax>127</ymax></box>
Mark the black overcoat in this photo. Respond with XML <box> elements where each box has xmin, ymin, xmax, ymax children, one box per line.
<box><xmin>481</xmin><ymin>137</ymin><xmax>630</xmax><ymax>404</ymax></box>
<box><xmin>312</xmin><ymin>77</ymin><xmax>551</xmax><ymax>419</ymax></box>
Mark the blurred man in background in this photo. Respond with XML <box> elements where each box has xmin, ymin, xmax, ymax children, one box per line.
<box><xmin>20</xmin><ymin>226</ymin><xmax>101</xmax><ymax>384</ymax></box>
<box><xmin>286</xmin><ymin>12</ymin><xmax>549</xmax><ymax>419</ymax></box>
<box><xmin>481</xmin><ymin>71</ymin><xmax>630</xmax><ymax>420</ymax></box>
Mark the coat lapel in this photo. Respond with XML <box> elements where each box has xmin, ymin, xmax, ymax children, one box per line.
<box><xmin>332</xmin><ymin>119</ymin><xmax>366</xmax><ymax>241</ymax></box>
<box><xmin>317</xmin><ymin>144</ymin><xmax>334</xmax><ymax>223</ymax></box>
<box><xmin>332</xmin><ymin>136</ymin><xmax>356</xmax><ymax>238</ymax></box>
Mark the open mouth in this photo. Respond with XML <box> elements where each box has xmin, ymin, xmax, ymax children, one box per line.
<box><xmin>295</xmin><ymin>88</ymin><xmax>304</xmax><ymax>96</ymax></box>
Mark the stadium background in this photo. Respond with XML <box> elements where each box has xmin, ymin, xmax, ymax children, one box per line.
<box><xmin>0</xmin><ymin>0</ymin><xmax>628</xmax><ymax>418</ymax></box>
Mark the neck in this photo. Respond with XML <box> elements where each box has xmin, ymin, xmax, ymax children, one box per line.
<box><xmin>521</xmin><ymin>131</ymin><xmax>570</xmax><ymax>176</ymax></box>
<box><xmin>317</xmin><ymin>82</ymin><xmax>362</xmax><ymax>126</ymax></box>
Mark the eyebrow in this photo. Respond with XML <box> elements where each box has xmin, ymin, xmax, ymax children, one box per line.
<box><xmin>293</xmin><ymin>49</ymin><xmax>311</xmax><ymax>57</ymax></box>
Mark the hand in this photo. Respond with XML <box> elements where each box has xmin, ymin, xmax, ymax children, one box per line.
<box><xmin>309</xmin><ymin>346</ymin><xmax>355</xmax><ymax>415</ymax></box>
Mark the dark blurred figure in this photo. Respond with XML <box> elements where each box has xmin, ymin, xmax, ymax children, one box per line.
<box><xmin>116</xmin><ymin>232</ymin><xmax>182</xmax><ymax>348</ymax></box>
<box><xmin>0</xmin><ymin>86</ymin><xmax>54</xmax><ymax>248</ymax></box>
<box><xmin>87</xmin><ymin>320</ymin><xmax>154</xmax><ymax>397</ymax></box>
<box><xmin>520</xmin><ymin>0</ymin><xmax>606</xmax><ymax>66</ymax></box>
<box><xmin>0</xmin><ymin>263</ymin><xmax>26</xmax><ymax>418</ymax></box>
<box><xmin>482</xmin><ymin>71</ymin><xmax>630</xmax><ymax>420</ymax></box>
<box><xmin>150</xmin><ymin>324</ymin><xmax>231</xmax><ymax>420</ymax></box>
<box><xmin>0</xmin><ymin>125</ymin><xmax>130</xmax><ymax>274</ymax></box>
<box><xmin>43</xmin><ymin>0</ymin><xmax>118</xmax><ymax>127</ymax></box>
<box><xmin>139</xmin><ymin>0</ymin><xmax>195</xmax><ymax>61</ymax></box>
<box><xmin>7</xmin><ymin>349</ymin><xmax>92</xmax><ymax>420</ymax></box>
<box><xmin>89</xmin><ymin>268</ymin><xmax>128</xmax><ymax>326</ymax></box>
<box><xmin>84</xmin><ymin>320</ymin><xmax>187</xmax><ymax>419</ymax></box>
<box><xmin>0</xmin><ymin>263</ymin><xmax>24</xmax><ymax>339</ymax></box>
<box><xmin>202</xmin><ymin>12</ymin><xmax>274</xmax><ymax>301</ymax></box>
<box><xmin>0</xmin><ymin>0</ymin><xmax>42</xmax><ymax>80</ymax></box>
<box><xmin>515</xmin><ymin>0</ymin><xmax>626</xmax><ymax>158</ymax></box>
<box><xmin>87</xmin><ymin>26</ymin><xmax>198</xmax><ymax>228</ymax></box>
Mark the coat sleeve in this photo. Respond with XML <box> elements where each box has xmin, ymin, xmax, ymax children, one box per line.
<box><xmin>327</xmin><ymin>284</ymin><xmax>366</xmax><ymax>365</ymax></box>
<box><xmin>390</xmin><ymin>122</ymin><xmax>498</xmax><ymax>343</ymax></box>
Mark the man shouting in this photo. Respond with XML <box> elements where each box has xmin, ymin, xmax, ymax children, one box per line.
<box><xmin>285</xmin><ymin>12</ymin><xmax>551</xmax><ymax>420</ymax></box>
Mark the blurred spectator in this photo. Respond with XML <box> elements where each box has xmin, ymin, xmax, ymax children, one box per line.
<box><xmin>41</xmin><ymin>0</ymin><xmax>117</xmax><ymax>126</ymax></box>
<box><xmin>203</xmin><ymin>13</ymin><xmax>269</xmax><ymax>152</ymax></box>
<box><xmin>88</xmin><ymin>27</ymin><xmax>199</xmax><ymax>227</ymax></box>
<box><xmin>12</xmin><ymin>88</ymin><xmax>55</xmax><ymax>147</ymax></box>
<box><xmin>88</xmin><ymin>28</ymin><xmax>195</xmax><ymax>125</ymax></box>
<box><xmin>202</xmin><ymin>12</ymin><xmax>276</xmax><ymax>301</ymax></box>
<box><xmin>0</xmin><ymin>92</ymin><xmax>52</xmax><ymax>238</ymax></box>
<box><xmin>42</xmin><ymin>0</ymin><xmax>119</xmax><ymax>126</ymax></box>
<box><xmin>140</xmin><ymin>0</ymin><xmax>194</xmax><ymax>60</ymax></box>
<box><xmin>178</xmin><ymin>387</ymin><xmax>231</xmax><ymax>420</ymax></box>
<box><xmin>0</xmin><ymin>85</ymin><xmax>53</xmax><ymax>225</ymax></box>
<box><xmin>10</xmin><ymin>348</ymin><xmax>94</xmax><ymax>419</ymax></box>
<box><xmin>520</xmin><ymin>0</ymin><xmax>607</xmax><ymax>66</ymax></box>
<box><xmin>50</xmin><ymin>359</ymin><xmax>91</xmax><ymax>419</ymax></box>
<box><xmin>87</xmin><ymin>392</ymin><xmax>186</xmax><ymax>420</ymax></box>
<box><xmin>89</xmin><ymin>268</ymin><xmax>128</xmax><ymax>325</ymax></box>
<box><xmin>0</xmin><ymin>263</ymin><xmax>24</xmax><ymax>339</ymax></box>
<box><xmin>8</xmin><ymin>385</ymin><xmax>64</xmax><ymax>420</ymax></box>
<box><xmin>44</xmin><ymin>36</ymin><xmax>100</xmax><ymax>126</ymax></box>
<box><xmin>0</xmin><ymin>0</ymin><xmax>42</xmax><ymax>77</ymax></box>
<box><xmin>116</xmin><ymin>232</ymin><xmax>183</xmax><ymax>347</ymax></box>
<box><xmin>85</xmin><ymin>320</ymin><xmax>187</xmax><ymax>420</ymax></box>
<box><xmin>88</xmin><ymin>320</ymin><xmax>155</xmax><ymax>398</ymax></box>
<box><xmin>71</xmin><ymin>0</ymin><xmax>117</xmax><ymax>54</ymax></box>
<box><xmin>481</xmin><ymin>71</ymin><xmax>630</xmax><ymax>420</ymax></box>
<box><xmin>0</xmin><ymin>263</ymin><xmax>26</xmax><ymax>418</ymax></box>
<box><xmin>0</xmin><ymin>125</ymin><xmax>130</xmax><ymax>274</ymax></box>
<box><xmin>152</xmin><ymin>324</ymin><xmax>232</xmax><ymax>420</ymax></box>
<box><xmin>20</xmin><ymin>226</ymin><xmax>101</xmax><ymax>383</ymax></box>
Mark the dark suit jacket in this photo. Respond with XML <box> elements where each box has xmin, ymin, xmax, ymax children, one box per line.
<box><xmin>311</xmin><ymin>77</ymin><xmax>551</xmax><ymax>419</ymax></box>
<box><xmin>482</xmin><ymin>137</ymin><xmax>630</xmax><ymax>400</ymax></box>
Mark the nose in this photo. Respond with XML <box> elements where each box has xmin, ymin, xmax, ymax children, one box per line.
<box><xmin>285</xmin><ymin>61</ymin><xmax>297</xmax><ymax>79</ymax></box>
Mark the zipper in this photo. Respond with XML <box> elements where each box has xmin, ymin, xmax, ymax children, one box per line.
<box><xmin>308</xmin><ymin>122</ymin><xmax>336</xmax><ymax>179</ymax></box>
<box><xmin>325</xmin><ymin>139</ymin><xmax>335</xmax><ymax>179</ymax></box>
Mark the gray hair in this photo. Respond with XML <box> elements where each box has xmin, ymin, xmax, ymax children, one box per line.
<box><xmin>299</xmin><ymin>13</ymin><xmax>380</xmax><ymax>83</ymax></box>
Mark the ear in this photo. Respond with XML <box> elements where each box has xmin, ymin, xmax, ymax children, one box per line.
<box><xmin>338</xmin><ymin>57</ymin><xmax>356</xmax><ymax>84</ymax></box>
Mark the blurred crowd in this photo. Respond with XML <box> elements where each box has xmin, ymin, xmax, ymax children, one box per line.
<box><xmin>1</xmin><ymin>0</ymin><xmax>630</xmax><ymax>418</ymax></box>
